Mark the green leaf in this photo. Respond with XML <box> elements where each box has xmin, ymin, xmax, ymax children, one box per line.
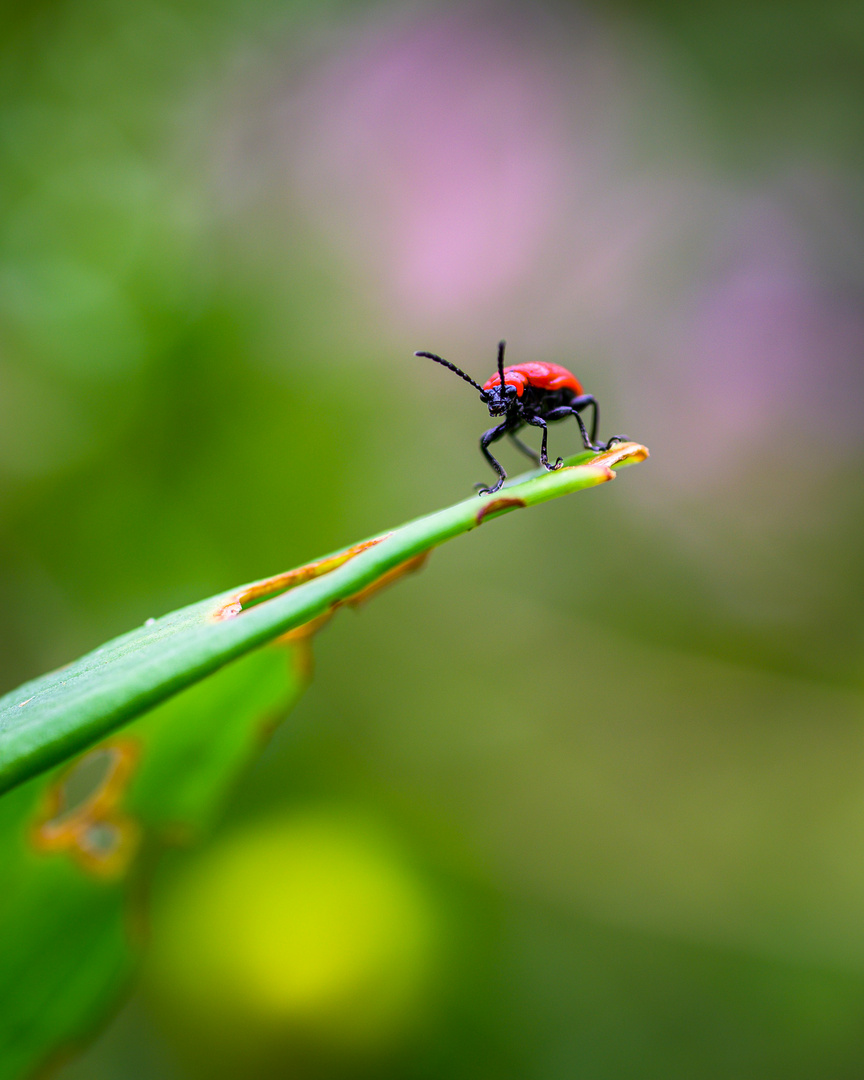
<box><xmin>0</xmin><ymin>641</ymin><xmax>305</xmax><ymax>1080</ymax></box>
<box><xmin>0</xmin><ymin>443</ymin><xmax>647</xmax><ymax>797</ymax></box>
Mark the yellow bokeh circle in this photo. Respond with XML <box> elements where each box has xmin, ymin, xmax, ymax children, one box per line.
<box><xmin>148</xmin><ymin>810</ymin><xmax>439</xmax><ymax>1055</ymax></box>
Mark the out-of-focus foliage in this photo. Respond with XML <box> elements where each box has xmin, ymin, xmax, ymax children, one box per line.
<box><xmin>147</xmin><ymin>811</ymin><xmax>443</xmax><ymax>1074</ymax></box>
<box><xmin>0</xmin><ymin>642</ymin><xmax>305</xmax><ymax>1080</ymax></box>
<box><xmin>1</xmin><ymin>0</ymin><xmax>863</xmax><ymax>1076</ymax></box>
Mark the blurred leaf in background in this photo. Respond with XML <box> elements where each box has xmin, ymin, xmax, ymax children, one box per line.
<box><xmin>0</xmin><ymin>641</ymin><xmax>305</xmax><ymax>1080</ymax></box>
<box><xmin>1</xmin><ymin>0</ymin><xmax>864</xmax><ymax>1076</ymax></box>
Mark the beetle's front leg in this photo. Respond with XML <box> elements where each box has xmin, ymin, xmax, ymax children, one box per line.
<box><xmin>524</xmin><ymin>415</ymin><xmax>562</xmax><ymax>471</ymax></box>
<box><xmin>477</xmin><ymin>421</ymin><xmax>512</xmax><ymax>495</ymax></box>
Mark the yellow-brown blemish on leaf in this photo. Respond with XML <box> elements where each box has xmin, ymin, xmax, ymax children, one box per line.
<box><xmin>287</xmin><ymin>635</ymin><xmax>317</xmax><ymax>684</ymax></box>
<box><xmin>31</xmin><ymin>739</ymin><xmax>141</xmax><ymax>880</ymax></box>
<box><xmin>277</xmin><ymin>551</ymin><xmax>432</xmax><ymax>665</ymax></box>
<box><xmin>213</xmin><ymin>534</ymin><xmax>392</xmax><ymax>621</ymax></box>
<box><xmin>281</xmin><ymin>610</ymin><xmax>335</xmax><ymax>645</ymax></box>
<box><xmin>590</xmin><ymin>441</ymin><xmax>649</xmax><ymax>469</ymax></box>
<box><xmin>476</xmin><ymin>497</ymin><xmax>527</xmax><ymax>525</ymax></box>
<box><xmin>343</xmin><ymin>550</ymin><xmax>430</xmax><ymax>609</ymax></box>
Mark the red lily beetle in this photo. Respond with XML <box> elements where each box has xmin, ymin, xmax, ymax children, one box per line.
<box><xmin>415</xmin><ymin>340</ymin><xmax>626</xmax><ymax>494</ymax></box>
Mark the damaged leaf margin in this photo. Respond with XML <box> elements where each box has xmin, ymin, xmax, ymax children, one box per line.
<box><xmin>0</xmin><ymin>442</ymin><xmax>647</xmax><ymax>796</ymax></box>
<box><xmin>30</xmin><ymin>739</ymin><xmax>142</xmax><ymax>879</ymax></box>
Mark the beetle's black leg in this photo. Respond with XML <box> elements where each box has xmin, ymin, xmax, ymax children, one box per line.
<box><xmin>508</xmin><ymin>430</ymin><xmax>541</xmax><ymax>464</ymax></box>
<box><xmin>477</xmin><ymin>421</ymin><xmax>511</xmax><ymax>495</ymax></box>
<box><xmin>544</xmin><ymin>405</ymin><xmax>627</xmax><ymax>454</ymax></box>
<box><xmin>570</xmin><ymin>394</ymin><xmax>599</xmax><ymax>443</ymax></box>
<box><xmin>524</xmin><ymin>415</ymin><xmax>563</xmax><ymax>471</ymax></box>
<box><xmin>571</xmin><ymin>409</ymin><xmax>627</xmax><ymax>453</ymax></box>
<box><xmin>573</xmin><ymin>409</ymin><xmax>598</xmax><ymax>451</ymax></box>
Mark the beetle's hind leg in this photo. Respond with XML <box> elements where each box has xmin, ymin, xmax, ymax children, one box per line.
<box><xmin>571</xmin><ymin>394</ymin><xmax>628</xmax><ymax>451</ymax></box>
<box><xmin>545</xmin><ymin>402</ymin><xmax>627</xmax><ymax>454</ymax></box>
<box><xmin>570</xmin><ymin>394</ymin><xmax>600</xmax><ymax>443</ymax></box>
<box><xmin>572</xmin><ymin>409</ymin><xmax>625</xmax><ymax>453</ymax></box>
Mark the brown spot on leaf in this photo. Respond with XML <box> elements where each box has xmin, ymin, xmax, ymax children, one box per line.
<box><xmin>343</xmin><ymin>550</ymin><xmax>431</xmax><ymax>609</ymax></box>
<box><xmin>476</xmin><ymin>497</ymin><xmax>527</xmax><ymax>525</ymax></box>
<box><xmin>214</xmin><ymin>534</ymin><xmax>392</xmax><ymax>621</ymax></box>
<box><xmin>281</xmin><ymin>610</ymin><xmax>335</xmax><ymax>645</ymax></box>
<box><xmin>590</xmin><ymin>441</ymin><xmax>650</xmax><ymax>469</ymax></box>
<box><xmin>31</xmin><ymin>739</ymin><xmax>141</xmax><ymax>879</ymax></box>
<box><xmin>278</xmin><ymin>551</ymin><xmax>432</xmax><ymax>660</ymax></box>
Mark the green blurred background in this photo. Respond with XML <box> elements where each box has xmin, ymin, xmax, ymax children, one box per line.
<box><xmin>2</xmin><ymin>0</ymin><xmax>864</xmax><ymax>1076</ymax></box>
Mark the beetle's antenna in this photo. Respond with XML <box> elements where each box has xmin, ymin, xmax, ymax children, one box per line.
<box><xmin>415</xmin><ymin>351</ymin><xmax>485</xmax><ymax>394</ymax></box>
<box><xmin>496</xmin><ymin>339</ymin><xmax>507</xmax><ymax>389</ymax></box>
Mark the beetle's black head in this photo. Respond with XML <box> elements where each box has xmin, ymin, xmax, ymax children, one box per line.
<box><xmin>480</xmin><ymin>340</ymin><xmax>517</xmax><ymax>417</ymax></box>
<box><xmin>480</xmin><ymin>381</ymin><xmax>518</xmax><ymax>417</ymax></box>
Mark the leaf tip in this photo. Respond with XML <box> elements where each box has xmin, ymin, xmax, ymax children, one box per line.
<box><xmin>592</xmin><ymin>441</ymin><xmax>649</xmax><ymax>469</ymax></box>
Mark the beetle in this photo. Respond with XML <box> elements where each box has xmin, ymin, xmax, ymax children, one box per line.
<box><xmin>415</xmin><ymin>340</ymin><xmax>626</xmax><ymax>495</ymax></box>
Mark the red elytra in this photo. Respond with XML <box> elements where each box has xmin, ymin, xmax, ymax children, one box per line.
<box><xmin>481</xmin><ymin>362</ymin><xmax>584</xmax><ymax>398</ymax></box>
